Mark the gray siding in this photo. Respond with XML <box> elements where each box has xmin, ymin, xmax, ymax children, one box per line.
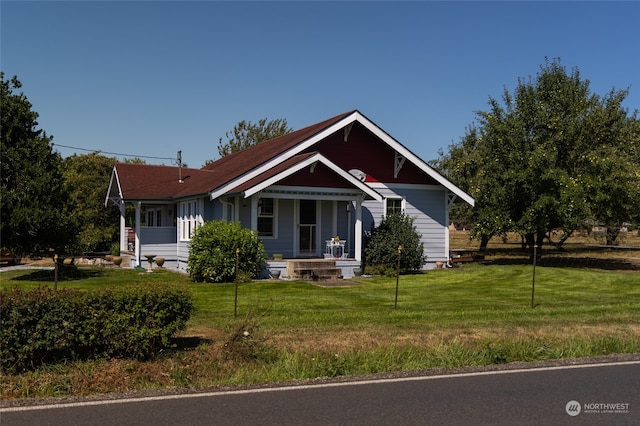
<box><xmin>140</xmin><ymin>227</ymin><xmax>176</xmax><ymax>244</ymax></box>
<box><xmin>139</xmin><ymin>227</ymin><xmax>179</xmax><ymax>269</ymax></box>
<box><xmin>177</xmin><ymin>240</ymin><xmax>191</xmax><ymax>273</ymax></box>
<box><xmin>204</xmin><ymin>198</ymin><xmax>219</xmax><ymax>220</ymax></box>
<box><xmin>363</xmin><ymin>185</ymin><xmax>448</xmax><ymax>268</ymax></box>
<box><xmin>261</xmin><ymin>199</ymin><xmax>295</xmax><ymax>258</ymax></box>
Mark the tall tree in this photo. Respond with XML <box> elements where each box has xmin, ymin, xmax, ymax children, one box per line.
<box><xmin>1</xmin><ymin>73</ymin><xmax>79</xmax><ymax>256</ymax></box>
<box><xmin>216</xmin><ymin>118</ymin><xmax>292</xmax><ymax>158</ymax></box>
<box><xmin>434</xmin><ymin>58</ymin><xmax>639</xmax><ymax>254</ymax></box>
<box><xmin>578</xmin><ymin>91</ymin><xmax>640</xmax><ymax>244</ymax></box>
<box><xmin>62</xmin><ymin>152</ymin><xmax>120</xmax><ymax>252</ymax></box>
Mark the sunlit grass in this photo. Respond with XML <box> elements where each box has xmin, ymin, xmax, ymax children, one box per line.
<box><xmin>1</xmin><ymin>262</ymin><xmax>639</xmax><ymax>399</ymax></box>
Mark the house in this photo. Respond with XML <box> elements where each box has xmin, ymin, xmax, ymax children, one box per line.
<box><xmin>105</xmin><ymin>110</ymin><xmax>474</xmax><ymax>278</ymax></box>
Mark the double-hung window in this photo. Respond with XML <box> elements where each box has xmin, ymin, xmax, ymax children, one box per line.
<box><xmin>146</xmin><ymin>208</ymin><xmax>162</xmax><ymax>227</ymax></box>
<box><xmin>385</xmin><ymin>197</ymin><xmax>405</xmax><ymax>216</ymax></box>
<box><xmin>179</xmin><ymin>200</ymin><xmax>203</xmax><ymax>240</ymax></box>
<box><xmin>257</xmin><ymin>198</ymin><xmax>275</xmax><ymax>237</ymax></box>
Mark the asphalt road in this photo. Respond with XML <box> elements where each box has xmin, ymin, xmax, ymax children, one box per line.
<box><xmin>2</xmin><ymin>360</ymin><xmax>638</xmax><ymax>426</ymax></box>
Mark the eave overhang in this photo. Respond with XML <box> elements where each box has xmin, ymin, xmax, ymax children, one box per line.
<box><xmin>209</xmin><ymin>110</ymin><xmax>474</xmax><ymax>206</ymax></box>
<box><xmin>221</xmin><ymin>152</ymin><xmax>383</xmax><ymax>202</ymax></box>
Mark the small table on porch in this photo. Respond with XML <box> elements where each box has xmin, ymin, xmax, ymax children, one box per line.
<box><xmin>325</xmin><ymin>240</ymin><xmax>347</xmax><ymax>259</ymax></box>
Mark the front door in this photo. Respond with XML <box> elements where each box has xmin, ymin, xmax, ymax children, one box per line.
<box><xmin>299</xmin><ymin>200</ymin><xmax>317</xmax><ymax>256</ymax></box>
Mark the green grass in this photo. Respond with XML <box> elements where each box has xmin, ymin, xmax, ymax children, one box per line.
<box><xmin>1</xmin><ymin>263</ymin><xmax>639</xmax><ymax>399</ymax></box>
<box><xmin>185</xmin><ymin>264</ymin><xmax>639</xmax><ymax>329</ymax></box>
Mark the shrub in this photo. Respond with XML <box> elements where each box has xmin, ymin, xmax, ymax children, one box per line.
<box><xmin>188</xmin><ymin>220</ymin><xmax>267</xmax><ymax>283</ymax></box>
<box><xmin>363</xmin><ymin>212</ymin><xmax>426</xmax><ymax>274</ymax></box>
<box><xmin>0</xmin><ymin>284</ymin><xmax>193</xmax><ymax>373</ymax></box>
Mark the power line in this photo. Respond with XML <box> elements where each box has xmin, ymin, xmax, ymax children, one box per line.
<box><xmin>52</xmin><ymin>143</ymin><xmax>176</xmax><ymax>161</ymax></box>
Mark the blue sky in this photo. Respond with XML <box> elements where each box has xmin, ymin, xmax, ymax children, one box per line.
<box><xmin>2</xmin><ymin>1</ymin><xmax>639</xmax><ymax>169</ymax></box>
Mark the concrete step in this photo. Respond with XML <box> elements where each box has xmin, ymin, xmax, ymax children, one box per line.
<box><xmin>287</xmin><ymin>259</ymin><xmax>342</xmax><ymax>281</ymax></box>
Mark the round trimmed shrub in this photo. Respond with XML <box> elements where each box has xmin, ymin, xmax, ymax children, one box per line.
<box><xmin>363</xmin><ymin>212</ymin><xmax>427</xmax><ymax>274</ymax></box>
<box><xmin>187</xmin><ymin>220</ymin><xmax>267</xmax><ymax>283</ymax></box>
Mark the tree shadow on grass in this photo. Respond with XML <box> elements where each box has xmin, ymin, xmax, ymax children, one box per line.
<box><xmin>489</xmin><ymin>255</ymin><xmax>640</xmax><ymax>271</ymax></box>
<box><xmin>11</xmin><ymin>265</ymin><xmax>105</xmax><ymax>282</ymax></box>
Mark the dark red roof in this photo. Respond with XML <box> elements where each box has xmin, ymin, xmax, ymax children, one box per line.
<box><xmin>201</xmin><ymin>110</ymin><xmax>355</xmax><ymax>178</ymax></box>
<box><xmin>113</xmin><ymin>110</ymin><xmax>356</xmax><ymax>201</ymax></box>
<box><xmin>114</xmin><ymin>163</ymin><xmax>217</xmax><ymax>200</ymax></box>
<box><xmin>228</xmin><ymin>152</ymin><xmax>318</xmax><ymax>194</ymax></box>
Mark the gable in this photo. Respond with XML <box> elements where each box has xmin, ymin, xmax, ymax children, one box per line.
<box><xmin>207</xmin><ymin>110</ymin><xmax>473</xmax><ymax>206</ymax></box>
<box><xmin>227</xmin><ymin>152</ymin><xmax>383</xmax><ymax>201</ymax></box>
<box><xmin>276</xmin><ymin>162</ymin><xmax>356</xmax><ymax>188</ymax></box>
<box><xmin>108</xmin><ymin>110</ymin><xmax>473</xmax><ymax>207</ymax></box>
<box><xmin>306</xmin><ymin>121</ymin><xmax>440</xmax><ymax>185</ymax></box>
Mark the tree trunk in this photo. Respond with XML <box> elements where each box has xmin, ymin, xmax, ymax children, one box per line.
<box><xmin>606</xmin><ymin>226</ymin><xmax>620</xmax><ymax>246</ymax></box>
<box><xmin>524</xmin><ymin>233</ymin><xmax>543</xmax><ymax>263</ymax></box>
<box><xmin>479</xmin><ymin>234</ymin><xmax>491</xmax><ymax>252</ymax></box>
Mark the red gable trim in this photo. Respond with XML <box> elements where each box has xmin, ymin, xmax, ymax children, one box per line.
<box><xmin>209</xmin><ymin>111</ymin><xmax>360</xmax><ymax>200</ymax></box>
<box><xmin>228</xmin><ymin>152</ymin><xmax>382</xmax><ymax>201</ymax></box>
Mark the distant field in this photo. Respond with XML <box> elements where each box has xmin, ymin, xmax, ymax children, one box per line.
<box><xmin>449</xmin><ymin>230</ymin><xmax>640</xmax><ymax>270</ymax></box>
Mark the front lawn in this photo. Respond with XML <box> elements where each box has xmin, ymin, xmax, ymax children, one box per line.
<box><xmin>1</xmin><ymin>262</ymin><xmax>638</xmax><ymax>399</ymax></box>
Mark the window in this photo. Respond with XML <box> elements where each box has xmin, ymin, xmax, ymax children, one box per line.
<box><xmin>257</xmin><ymin>198</ymin><xmax>275</xmax><ymax>237</ymax></box>
<box><xmin>179</xmin><ymin>200</ymin><xmax>203</xmax><ymax>240</ymax></box>
<box><xmin>142</xmin><ymin>206</ymin><xmax>162</xmax><ymax>227</ymax></box>
<box><xmin>386</xmin><ymin>198</ymin><xmax>404</xmax><ymax>216</ymax></box>
<box><xmin>146</xmin><ymin>209</ymin><xmax>162</xmax><ymax>227</ymax></box>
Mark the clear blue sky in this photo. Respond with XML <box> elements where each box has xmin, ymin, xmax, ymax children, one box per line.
<box><xmin>2</xmin><ymin>1</ymin><xmax>639</xmax><ymax>169</ymax></box>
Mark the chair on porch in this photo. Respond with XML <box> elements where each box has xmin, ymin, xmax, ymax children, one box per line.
<box><xmin>325</xmin><ymin>239</ymin><xmax>347</xmax><ymax>259</ymax></box>
<box><xmin>127</xmin><ymin>228</ymin><xmax>135</xmax><ymax>251</ymax></box>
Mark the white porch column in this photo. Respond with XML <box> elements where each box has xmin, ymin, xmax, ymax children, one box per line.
<box><xmin>134</xmin><ymin>201</ymin><xmax>141</xmax><ymax>267</ymax></box>
<box><xmin>119</xmin><ymin>201</ymin><xmax>126</xmax><ymax>253</ymax></box>
<box><xmin>354</xmin><ymin>197</ymin><xmax>363</xmax><ymax>261</ymax></box>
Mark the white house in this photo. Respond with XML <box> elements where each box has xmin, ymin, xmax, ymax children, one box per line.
<box><xmin>105</xmin><ymin>110</ymin><xmax>474</xmax><ymax>278</ymax></box>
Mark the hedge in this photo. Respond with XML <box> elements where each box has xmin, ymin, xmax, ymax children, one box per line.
<box><xmin>0</xmin><ymin>284</ymin><xmax>193</xmax><ymax>373</ymax></box>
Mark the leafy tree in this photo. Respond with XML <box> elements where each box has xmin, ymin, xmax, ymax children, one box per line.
<box><xmin>187</xmin><ymin>220</ymin><xmax>267</xmax><ymax>283</ymax></box>
<box><xmin>578</xmin><ymin>94</ymin><xmax>640</xmax><ymax>244</ymax></box>
<box><xmin>215</xmin><ymin>118</ymin><xmax>292</xmax><ymax>159</ymax></box>
<box><xmin>434</xmin><ymin>58</ymin><xmax>639</xmax><ymax>254</ymax></box>
<box><xmin>62</xmin><ymin>152</ymin><xmax>120</xmax><ymax>252</ymax></box>
<box><xmin>1</xmin><ymin>74</ymin><xmax>80</xmax><ymax>256</ymax></box>
<box><xmin>363</xmin><ymin>212</ymin><xmax>426</xmax><ymax>274</ymax></box>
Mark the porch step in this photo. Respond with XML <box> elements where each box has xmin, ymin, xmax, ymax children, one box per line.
<box><xmin>287</xmin><ymin>259</ymin><xmax>342</xmax><ymax>281</ymax></box>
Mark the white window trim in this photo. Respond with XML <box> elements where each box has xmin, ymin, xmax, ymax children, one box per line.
<box><xmin>384</xmin><ymin>197</ymin><xmax>406</xmax><ymax>216</ymax></box>
<box><xmin>179</xmin><ymin>199</ymin><xmax>204</xmax><ymax>241</ymax></box>
<box><xmin>257</xmin><ymin>197</ymin><xmax>278</xmax><ymax>239</ymax></box>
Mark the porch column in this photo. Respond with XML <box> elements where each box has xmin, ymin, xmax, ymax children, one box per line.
<box><xmin>250</xmin><ymin>196</ymin><xmax>258</xmax><ymax>230</ymax></box>
<box><xmin>354</xmin><ymin>197</ymin><xmax>363</xmax><ymax>261</ymax></box>
<box><xmin>134</xmin><ymin>201</ymin><xmax>141</xmax><ymax>267</ymax></box>
<box><xmin>119</xmin><ymin>201</ymin><xmax>126</xmax><ymax>253</ymax></box>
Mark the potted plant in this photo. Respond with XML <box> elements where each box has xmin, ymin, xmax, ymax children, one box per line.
<box><xmin>110</xmin><ymin>242</ymin><xmax>122</xmax><ymax>266</ymax></box>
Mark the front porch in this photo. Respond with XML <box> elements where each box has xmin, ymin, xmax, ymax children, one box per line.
<box><xmin>266</xmin><ymin>258</ymin><xmax>362</xmax><ymax>280</ymax></box>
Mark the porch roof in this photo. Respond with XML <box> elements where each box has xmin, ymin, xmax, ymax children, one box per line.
<box><xmin>226</xmin><ymin>152</ymin><xmax>383</xmax><ymax>201</ymax></box>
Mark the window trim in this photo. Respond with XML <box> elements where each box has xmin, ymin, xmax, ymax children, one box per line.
<box><xmin>179</xmin><ymin>199</ymin><xmax>204</xmax><ymax>241</ymax></box>
<box><xmin>257</xmin><ymin>197</ymin><xmax>278</xmax><ymax>239</ymax></box>
<box><xmin>384</xmin><ymin>197</ymin><xmax>405</xmax><ymax>216</ymax></box>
